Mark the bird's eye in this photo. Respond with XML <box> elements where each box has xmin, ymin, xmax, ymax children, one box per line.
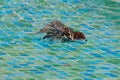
<box><xmin>65</xmin><ymin>33</ymin><xmax>70</xmax><ymax>36</ymax></box>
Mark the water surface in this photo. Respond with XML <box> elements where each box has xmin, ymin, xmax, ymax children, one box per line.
<box><xmin>0</xmin><ymin>0</ymin><xmax>120</xmax><ymax>80</ymax></box>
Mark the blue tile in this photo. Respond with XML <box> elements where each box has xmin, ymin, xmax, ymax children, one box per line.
<box><xmin>77</xmin><ymin>41</ymin><xmax>86</xmax><ymax>44</ymax></box>
<box><xmin>78</xmin><ymin>8</ymin><xmax>93</xmax><ymax>14</ymax></box>
<box><xmin>5</xmin><ymin>0</ymin><xmax>12</xmax><ymax>2</ymax></box>
<box><xmin>34</xmin><ymin>45</ymin><xmax>44</xmax><ymax>49</ymax></box>
<box><xmin>34</xmin><ymin>66</ymin><xmax>44</xmax><ymax>68</ymax></box>
<box><xmin>68</xmin><ymin>57</ymin><xmax>77</xmax><ymax>60</ymax></box>
<box><xmin>23</xmin><ymin>29</ymin><xmax>32</xmax><ymax>32</ymax></box>
<box><xmin>0</xmin><ymin>42</ymin><xmax>9</xmax><ymax>47</ymax></box>
<box><xmin>2</xmin><ymin>38</ymin><xmax>12</xmax><ymax>42</ymax></box>
<box><xmin>7</xmin><ymin>73</ymin><xmax>15</xmax><ymax>76</ymax></box>
<box><xmin>10</xmin><ymin>36</ymin><xmax>20</xmax><ymax>39</ymax></box>
<box><xmin>90</xmin><ymin>53</ymin><xmax>103</xmax><ymax>58</ymax></box>
<box><xmin>7</xmin><ymin>62</ymin><xmax>21</xmax><ymax>68</ymax></box>
<box><xmin>28</xmin><ymin>57</ymin><xmax>36</xmax><ymax>60</ymax></box>
<box><xmin>43</xmin><ymin>65</ymin><xmax>57</xmax><ymax>71</ymax></box>
<box><xmin>9</xmin><ymin>41</ymin><xmax>16</xmax><ymax>45</ymax></box>
<box><xmin>42</xmin><ymin>10</ymin><xmax>52</xmax><ymax>15</ymax></box>
<box><xmin>23</xmin><ymin>16</ymin><xmax>33</xmax><ymax>21</ymax></box>
<box><xmin>4</xmin><ymin>78</ymin><xmax>13</xmax><ymax>80</ymax></box>
<box><xmin>54</xmin><ymin>59</ymin><xmax>68</xmax><ymax>65</ymax></box>
<box><xmin>34</xmin><ymin>71</ymin><xmax>44</xmax><ymax>74</ymax></box>
<box><xmin>19</xmin><ymin>64</ymin><xmax>29</xmax><ymax>67</ymax></box>
<box><xmin>83</xmin><ymin>73</ymin><xmax>93</xmax><ymax>76</ymax></box>
<box><xmin>87</xmin><ymin>66</ymin><xmax>97</xmax><ymax>69</ymax></box>
<box><xmin>0</xmin><ymin>52</ymin><xmax>6</xmax><ymax>56</ymax></box>
<box><xmin>49</xmin><ymin>67</ymin><xmax>58</xmax><ymax>71</ymax></box>
<box><xmin>80</xmin><ymin>24</ymin><xmax>95</xmax><ymax>30</ymax></box>
<box><xmin>0</xmin><ymin>30</ymin><xmax>3</xmax><ymax>33</ymax></box>
<box><xmin>67</xmin><ymin>46</ymin><xmax>76</xmax><ymax>51</ymax></box>
<box><xmin>99</xmin><ymin>47</ymin><xmax>109</xmax><ymax>51</ymax></box>
<box><xmin>69</xmin><ymin>12</ymin><xmax>77</xmax><ymax>15</ymax></box>
<box><xmin>38</xmin><ymin>41</ymin><xmax>50</xmax><ymax>47</ymax></box>
<box><xmin>46</xmin><ymin>55</ymin><xmax>55</xmax><ymax>59</ymax></box>
<box><xmin>27</xmin><ymin>9</ymin><xmax>36</xmax><ymax>14</ymax></box>
<box><xmin>26</xmin><ymin>62</ymin><xmax>34</xmax><ymax>64</ymax></box>
<box><xmin>73</xmin><ymin>0</ymin><xmax>81</xmax><ymax>3</ymax></box>
<box><xmin>0</xmin><ymin>21</ymin><xmax>4</xmax><ymax>26</ymax></box>
<box><xmin>86</xmin><ymin>70</ymin><xmax>94</xmax><ymax>72</ymax></box>
<box><xmin>104</xmin><ymin>23</ymin><xmax>113</xmax><ymax>26</ymax></box>
<box><xmin>12</xmin><ymin>65</ymin><xmax>21</xmax><ymax>68</ymax></box>
<box><xmin>12</xmin><ymin>21</ymin><xmax>24</xmax><ymax>27</ymax></box>
<box><xmin>115</xmin><ymin>50</ymin><xmax>120</xmax><ymax>53</ymax></box>
<box><xmin>62</xmin><ymin>0</ymin><xmax>68</xmax><ymax>3</ymax></box>
<box><xmin>57</xmin><ymin>70</ymin><xmax>69</xmax><ymax>76</ymax></box>
<box><xmin>95</xmin><ymin>78</ymin><xmax>104</xmax><ymax>80</ymax></box>
<box><xmin>5</xmin><ymin>10</ymin><xmax>13</xmax><ymax>14</ymax></box>
<box><xmin>16</xmin><ymin>32</ymin><xmax>27</xmax><ymax>37</ymax></box>
<box><xmin>28</xmin><ymin>26</ymin><xmax>33</xmax><ymax>28</ymax></box>
<box><xmin>35</xmin><ymin>11</ymin><xmax>43</xmax><ymax>16</ymax></box>
<box><xmin>14</xmin><ymin>72</ymin><xmax>26</xmax><ymax>76</ymax></box>
<box><xmin>55</xmin><ymin>48</ymin><xmax>69</xmax><ymax>52</ymax></box>
<box><xmin>0</xmin><ymin>10</ymin><xmax>5</xmax><ymax>15</ymax></box>
<box><xmin>6</xmin><ymin>31</ymin><xmax>14</xmax><ymax>35</ymax></box>
<box><xmin>105</xmin><ymin>50</ymin><xmax>119</xmax><ymax>57</ymax></box>
<box><xmin>7</xmin><ymin>62</ymin><xmax>16</xmax><ymax>65</ymax></box>
<box><xmin>113</xmin><ymin>53</ymin><xmax>120</xmax><ymax>58</ymax></box>
<box><xmin>100</xmin><ymin>67</ymin><xmax>110</xmax><ymax>70</ymax></box>
<box><xmin>83</xmin><ymin>49</ymin><xmax>91</xmax><ymax>52</ymax></box>
<box><xmin>43</xmin><ymin>59</ymin><xmax>52</xmax><ymax>62</ymax></box>
<box><xmin>111</xmin><ymin>39</ymin><xmax>119</xmax><ymax>42</ymax></box>
<box><xmin>104</xmin><ymin>32</ymin><xmax>114</xmax><ymax>36</ymax></box>
<box><xmin>43</xmin><ymin>65</ymin><xmax>52</xmax><ymax>68</ymax></box>
<box><xmin>30</xmin><ymin>70</ymin><xmax>44</xmax><ymax>74</ymax></box>
<box><xmin>20</xmin><ymin>3</ymin><xmax>27</xmax><ymax>7</ymax></box>
<box><xmin>105</xmin><ymin>73</ymin><xmax>118</xmax><ymax>77</ymax></box>
<box><xmin>19</xmin><ymin>54</ymin><xmax>29</xmax><ymax>56</ymax></box>
<box><xmin>60</xmin><ymin>11</ymin><xmax>69</xmax><ymax>16</ymax></box>
<box><xmin>34</xmin><ymin>66</ymin><xmax>48</xmax><ymax>71</ymax></box>
<box><xmin>84</xmin><ymin>78</ymin><xmax>93</xmax><ymax>80</ymax></box>
<box><xmin>2</xmin><ymin>5</ymin><xmax>10</xmax><ymax>8</ymax></box>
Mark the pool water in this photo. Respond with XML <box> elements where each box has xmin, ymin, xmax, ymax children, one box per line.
<box><xmin>0</xmin><ymin>0</ymin><xmax>120</xmax><ymax>80</ymax></box>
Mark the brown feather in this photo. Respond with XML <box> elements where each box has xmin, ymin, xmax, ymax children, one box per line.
<box><xmin>38</xmin><ymin>21</ymin><xmax>86</xmax><ymax>41</ymax></box>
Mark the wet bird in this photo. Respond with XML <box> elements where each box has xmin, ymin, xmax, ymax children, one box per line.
<box><xmin>37</xmin><ymin>21</ymin><xmax>86</xmax><ymax>41</ymax></box>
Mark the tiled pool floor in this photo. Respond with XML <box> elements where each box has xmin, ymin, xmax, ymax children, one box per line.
<box><xmin>0</xmin><ymin>0</ymin><xmax>120</xmax><ymax>80</ymax></box>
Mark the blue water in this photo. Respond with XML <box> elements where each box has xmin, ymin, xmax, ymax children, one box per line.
<box><xmin>0</xmin><ymin>0</ymin><xmax>120</xmax><ymax>80</ymax></box>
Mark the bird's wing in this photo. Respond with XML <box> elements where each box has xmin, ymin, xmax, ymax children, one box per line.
<box><xmin>47</xmin><ymin>21</ymin><xmax>65</xmax><ymax>28</ymax></box>
<box><xmin>39</xmin><ymin>21</ymin><xmax>74</xmax><ymax>40</ymax></box>
<box><xmin>39</xmin><ymin>21</ymin><xmax>65</xmax><ymax>33</ymax></box>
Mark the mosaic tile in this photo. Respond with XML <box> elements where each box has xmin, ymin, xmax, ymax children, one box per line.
<box><xmin>0</xmin><ymin>0</ymin><xmax>120</xmax><ymax>80</ymax></box>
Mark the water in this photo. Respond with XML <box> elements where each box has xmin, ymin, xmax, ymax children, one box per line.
<box><xmin>0</xmin><ymin>0</ymin><xmax>120</xmax><ymax>80</ymax></box>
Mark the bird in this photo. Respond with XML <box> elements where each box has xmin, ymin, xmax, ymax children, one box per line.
<box><xmin>36</xmin><ymin>20</ymin><xmax>87</xmax><ymax>41</ymax></box>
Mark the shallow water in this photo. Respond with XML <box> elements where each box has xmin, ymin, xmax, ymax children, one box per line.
<box><xmin>0</xmin><ymin>0</ymin><xmax>120</xmax><ymax>80</ymax></box>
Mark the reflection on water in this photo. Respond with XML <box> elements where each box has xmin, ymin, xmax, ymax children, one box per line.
<box><xmin>0</xmin><ymin>0</ymin><xmax>120</xmax><ymax>80</ymax></box>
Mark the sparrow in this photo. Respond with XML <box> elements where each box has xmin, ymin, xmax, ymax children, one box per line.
<box><xmin>37</xmin><ymin>20</ymin><xmax>87</xmax><ymax>41</ymax></box>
